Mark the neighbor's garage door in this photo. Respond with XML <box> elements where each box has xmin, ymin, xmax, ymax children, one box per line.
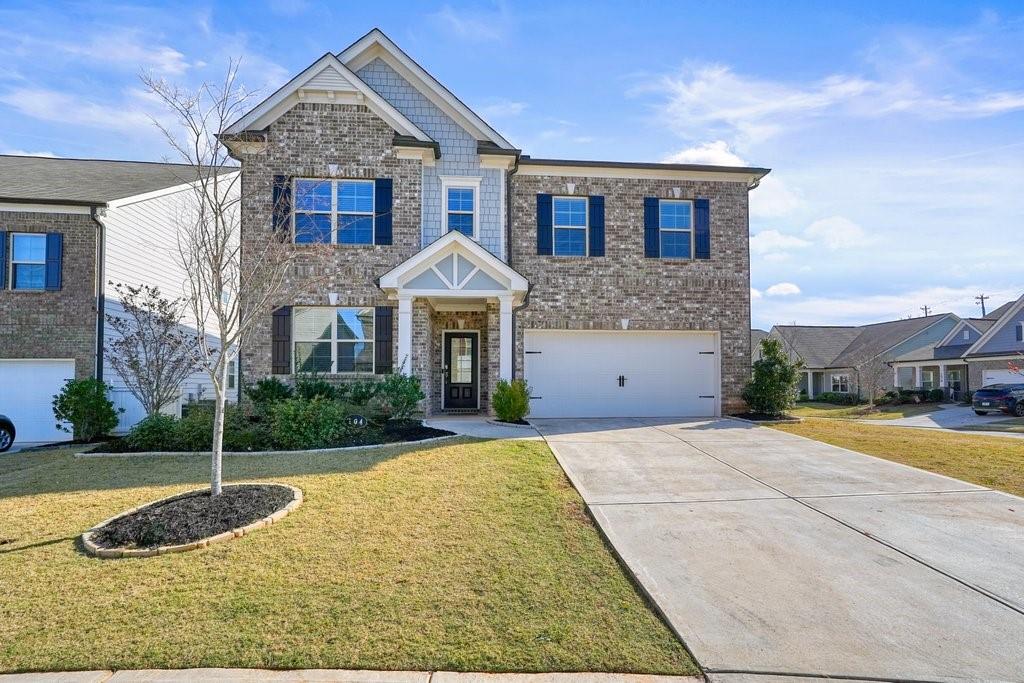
<box><xmin>524</xmin><ymin>330</ymin><xmax>719</xmax><ymax>418</ymax></box>
<box><xmin>983</xmin><ymin>369</ymin><xmax>1019</xmax><ymax>386</ymax></box>
<box><xmin>0</xmin><ymin>359</ymin><xmax>75</xmax><ymax>443</ymax></box>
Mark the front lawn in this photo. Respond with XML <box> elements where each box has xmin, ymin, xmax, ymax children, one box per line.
<box><xmin>0</xmin><ymin>440</ymin><xmax>695</xmax><ymax>675</ymax></box>
<box><xmin>769</xmin><ymin>419</ymin><xmax>1024</xmax><ymax>497</ymax></box>
<box><xmin>788</xmin><ymin>402</ymin><xmax>940</xmax><ymax>420</ymax></box>
<box><xmin>957</xmin><ymin>417</ymin><xmax>1024</xmax><ymax>434</ymax></box>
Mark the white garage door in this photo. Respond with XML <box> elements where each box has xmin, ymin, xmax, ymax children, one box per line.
<box><xmin>524</xmin><ymin>330</ymin><xmax>719</xmax><ymax>418</ymax></box>
<box><xmin>0</xmin><ymin>359</ymin><xmax>75</xmax><ymax>443</ymax></box>
<box><xmin>983</xmin><ymin>370</ymin><xmax>1020</xmax><ymax>386</ymax></box>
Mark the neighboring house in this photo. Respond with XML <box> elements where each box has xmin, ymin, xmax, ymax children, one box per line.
<box><xmin>223</xmin><ymin>28</ymin><xmax>768</xmax><ymax>418</ymax></box>
<box><xmin>0</xmin><ymin>155</ymin><xmax>237</xmax><ymax>444</ymax></box>
<box><xmin>769</xmin><ymin>314</ymin><xmax>960</xmax><ymax>399</ymax></box>
<box><xmin>750</xmin><ymin>328</ymin><xmax>769</xmax><ymax>362</ymax></box>
<box><xmin>891</xmin><ymin>295</ymin><xmax>1024</xmax><ymax>395</ymax></box>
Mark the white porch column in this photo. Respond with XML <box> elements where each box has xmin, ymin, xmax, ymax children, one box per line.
<box><xmin>806</xmin><ymin>370</ymin><xmax>814</xmax><ymax>398</ymax></box>
<box><xmin>912</xmin><ymin>366</ymin><xmax>919</xmax><ymax>388</ymax></box>
<box><xmin>938</xmin><ymin>363</ymin><xmax>947</xmax><ymax>388</ymax></box>
<box><xmin>397</xmin><ymin>294</ymin><xmax>413</xmax><ymax>374</ymax></box>
<box><xmin>892</xmin><ymin>365</ymin><xmax>899</xmax><ymax>388</ymax></box>
<box><xmin>498</xmin><ymin>295</ymin><xmax>513</xmax><ymax>381</ymax></box>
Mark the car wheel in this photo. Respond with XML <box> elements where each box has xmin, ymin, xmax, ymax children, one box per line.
<box><xmin>0</xmin><ymin>426</ymin><xmax>12</xmax><ymax>453</ymax></box>
<box><xmin>1015</xmin><ymin>402</ymin><xmax>1024</xmax><ymax>418</ymax></box>
<box><xmin>974</xmin><ymin>410</ymin><xmax>988</xmax><ymax>416</ymax></box>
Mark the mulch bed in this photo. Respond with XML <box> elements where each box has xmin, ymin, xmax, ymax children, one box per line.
<box><xmin>91</xmin><ymin>484</ymin><xmax>294</xmax><ymax>549</ymax></box>
<box><xmin>730</xmin><ymin>412</ymin><xmax>801</xmax><ymax>423</ymax></box>
<box><xmin>493</xmin><ymin>418</ymin><xmax>531</xmax><ymax>426</ymax></box>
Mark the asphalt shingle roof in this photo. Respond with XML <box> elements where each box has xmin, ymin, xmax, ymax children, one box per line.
<box><xmin>829</xmin><ymin>315</ymin><xmax>949</xmax><ymax>368</ymax></box>
<box><xmin>774</xmin><ymin>315</ymin><xmax>952</xmax><ymax>369</ymax></box>
<box><xmin>0</xmin><ymin>155</ymin><xmax>228</xmax><ymax>206</ymax></box>
<box><xmin>894</xmin><ymin>343</ymin><xmax>972</xmax><ymax>363</ymax></box>
<box><xmin>773</xmin><ymin>326</ymin><xmax>862</xmax><ymax>368</ymax></box>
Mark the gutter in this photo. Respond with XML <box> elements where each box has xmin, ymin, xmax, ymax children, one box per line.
<box><xmin>90</xmin><ymin>206</ymin><xmax>108</xmax><ymax>381</ymax></box>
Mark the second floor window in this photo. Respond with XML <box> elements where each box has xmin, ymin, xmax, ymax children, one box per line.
<box><xmin>446</xmin><ymin>187</ymin><xmax>475</xmax><ymax>236</ymax></box>
<box><xmin>553</xmin><ymin>197</ymin><xmax>587</xmax><ymax>256</ymax></box>
<box><xmin>659</xmin><ymin>200</ymin><xmax>693</xmax><ymax>258</ymax></box>
<box><xmin>294</xmin><ymin>178</ymin><xmax>374</xmax><ymax>245</ymax></box>
<box><xmin>10</xmin><ymin>233</ymin><xmax>46</xmax><ymax>290</ymax></box>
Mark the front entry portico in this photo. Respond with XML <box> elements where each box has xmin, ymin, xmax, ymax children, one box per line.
<box><xmin>378</xmin><ymin>231</ymin><xmax>529</xmax><ymax>414</ymax></box>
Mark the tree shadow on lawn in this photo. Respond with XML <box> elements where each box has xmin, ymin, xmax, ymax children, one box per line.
<box><xmin>0</xmin><ymin>436</ymin><xmax>481</xmax><ymax>500</ymax></box>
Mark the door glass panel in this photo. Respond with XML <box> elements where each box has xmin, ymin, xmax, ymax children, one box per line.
<box><xmin>450</xmin><ymin>337</ymin><xmax>473</xmax><ymax>384</ymax></box>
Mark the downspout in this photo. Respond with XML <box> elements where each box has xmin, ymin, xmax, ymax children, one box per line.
<box><xmin>90</xmin><ymin>206</ymin><xmax>108</xmax><ymax>381</ymax></box>
<box><xmin>506</xmin><ymin>153</ymin><xmax>532</xmax><ymax>380</ymax></box>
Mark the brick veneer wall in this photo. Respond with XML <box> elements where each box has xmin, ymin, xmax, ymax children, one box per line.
<box><xmin>968</xmin><ymin>359</ymin><xmax>1020</xmax><ymax>390</ymax></box>
<box><xmin>0</xmin><ymin>210</ymin><xmax>97</xmax><ymax>379</ymax></box>
<box><xmin>239</xmin><ymin>103</ymin><xmax>420</xmax><ymax>380</ymax></box>
<box><xmin>508</xmin><ymin>174</ymin><xmax>752</xmax><ymax>413</ymax></box>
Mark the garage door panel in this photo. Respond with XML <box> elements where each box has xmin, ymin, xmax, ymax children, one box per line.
<box><xmin>0</xmin><ymin>360</ymin><xmax>75</xmax><ymax>443</ymax></box>
<box><xmin>524</xmin><ymin>331</ymin><xmax>719</xmax><ymax>418</ymax></box>
<box><xmin>982</xmin><ymin>370</ymin><xmax>1019</xmax><ymax>386</ymax></box>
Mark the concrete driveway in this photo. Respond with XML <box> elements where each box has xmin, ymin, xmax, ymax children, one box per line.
<box><xmin>533</xmin><ymin>417</ymin><xmax>1024</xmax><ymax>682</ymax></box>
<box><xmin>862</xmin><ymin>403</ymin><xmax>1017</xmax><ymax>430</ymax></box>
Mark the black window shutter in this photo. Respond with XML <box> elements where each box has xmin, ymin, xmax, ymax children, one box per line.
<box><xmin>374</xmin><ymin>178</ymin><xmax>393</xmax><ymax>245</ymax></box>
<box><xmin>694</xmin><ymin>198</ymin><xmax>711</xmax><ymax>259</ymax></box>
<box><xmin>271</xmin><ymin>306</ymin><xmax>292</xmax><ymax>375</ymax></box>
<box><xmin>44</xmin><ymin>232</ymin><xmax>63</xmax><ymax>291</ymax></box>
<box><xmin>272</xmin><ymin>175</ymin><xmax>292</xmax><ymax>233</ymax></box>
<box><xmin>643</xmin><ymin>197</ymin><xmax>659</xmax><ymax>258</ymax></box>
<box><xmin>588</xmin><ymin>195</ymin><xmax>605</xmax><ymax>257</ymax></box>
<box><xmin>536</xmin><ymin>193</ymin><xmax>553</xmax><ymax>255</ymax></box>
<box><xmin>374</xmin><ymin>306</ymin><xmax>394</xmax><ymax>374</ymax></box>
<box><xmin>0</xmin><ymin>231</ymin><xmax>6</xmax><ymax>289</ymax></box>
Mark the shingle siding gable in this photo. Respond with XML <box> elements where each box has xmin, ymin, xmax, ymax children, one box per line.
<box><xmin>973</xmin><ymin>303</ymin><xmax>1024</xmax><ymax>355</ymax></box>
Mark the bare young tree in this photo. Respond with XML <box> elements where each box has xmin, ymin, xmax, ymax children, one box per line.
<box><xmin>143</xmin><ymin>63</ymin><xmax>327</xmax><ymax>495</ymax></box>
<box><xmin>105</xmin><ymin>282</ymin><xmax>201</xmax><ymax>416</ymax></box>
<box><xmin>855</xmin><ymin>359</ymin><xmax>892</xmax><ymax>410</ymax></box>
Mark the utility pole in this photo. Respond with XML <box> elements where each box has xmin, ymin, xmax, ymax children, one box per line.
<box><xmin>975</xmin><ymin>294</ymin><xmax>989</xmax><ymax>316</ymax></box>
<box><xmin>920</xmin><ymin>305</ymin><xmax>931</xmax><ymax>316</ymax></box>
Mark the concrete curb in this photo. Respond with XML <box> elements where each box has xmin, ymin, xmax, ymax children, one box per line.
<box><xmin>75</xmin><ymin>435</ymin><xmax>461</xmax><ymax>458</ymax></box>
<box><xmin>80</xmin><ymin>483</ymin><xmax>303</xmax><ymax>559</ymax></box>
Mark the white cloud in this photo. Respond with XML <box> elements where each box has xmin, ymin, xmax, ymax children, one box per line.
<box><xmin>0</xmin><ymin>87</ymin><xmax>159</xmax><ymax>134</ymax></box>
<box><xmin>663</xmin><ymin>140</ymin><xmax>745</xmax><ymax>165</ymax></box>
<box><xmin>750</xmin><ymin>229</ymin><xmax>810</xmax><ymax>254</ymax></box>
<box><xmin>804</xmin><ymin>216</ymin><xmax>875</xmax><ymax>250</ymax></box>
<box><xmin>1</xmin><ymin>148</ymin><xmax>58</xmax><ymax>157</ymax></box>
<box><xmin>432</xmin><ymin>3</ymin><xmax>512</xmax><ymax>42</ymax></box>
<box><xmin>476</xmin><ymin>100</ymin><xmax>527</xmax><ymax>119</ymax></box>
<box><xmin>750</xmin><ymin>287</ymin><xmax>763</xmax><ymax>299</ymax></box>
<box><xmin>766</xmin><ymin>282</ymin><xmax>802</xmax><ymax>296</ymax></box>
<box><xmin>0</xmin><ymin>30</ymin><xmax>192</xmax><ymax>76</ymax></box>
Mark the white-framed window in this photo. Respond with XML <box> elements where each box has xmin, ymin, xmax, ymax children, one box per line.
<box><xmin>1016</xmin><ymin>322</ymin><xmax>1023</xmax><ymax>342</ymax></box>
<box><xmin>921</xmin><ymin>369</ymin><xmax>936</xmax><ymax>390</ymax></box>
<box><xmin>659</xmin><ymin>200</ymin><xmax>693</xmax><ymax>258</ymax></box>
<box><xmin>227</xmin><ymin>358</ymin><xmax>237</xmax><ymax>390</ymax></box>
<box><xmin>831</xmin><ymin>374</ymin><xmax>850</xmax><ymax>393</ymax></box>
<box><xmin>440</xmin><ymin>176</ymin><xmax>481</xmax><ymax>239</ymax></box>
<box><xmin>962</xmin><ymin>329</ymin><xmax>970</xmax><ymax>341</ymax></box>
<box><xmin>293</xmin><ymin>307</ymin><xmax>374</xmax><ymax>374</ymax></box>
<box><xmin>552</xmin><ymin>196</ymin><xmax>588</xmax><ymax>256</ymax></box>
<box><xmin>293</xmin><ymin>178</ymin><xmax>374</xmax><ymax>245</ymax></box>
<box><xmin>9</xmin><ymin>233</ymin><xmax>46</xmax><ymax>290</ymax></box>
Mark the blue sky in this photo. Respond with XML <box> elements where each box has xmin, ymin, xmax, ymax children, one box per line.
<box><xmin>1</xmin><ymin>1</ymin><xmax>1021</xmax><ymax>329</ymax></box>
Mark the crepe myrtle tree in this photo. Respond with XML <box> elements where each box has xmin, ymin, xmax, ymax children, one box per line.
<box><xmin>105</xmin><ymin>282</ymin><xmax>202</xmax><ymax>416</ymax></box>
<box><xmin>855</xmin><ymin>359</ymin><xmax>891</xmax><ymax>409</ymax></box>
<box><xmin>143</xmin><ymin>62</ymin><xmax>329</xmax><ymax>496</ymax></box>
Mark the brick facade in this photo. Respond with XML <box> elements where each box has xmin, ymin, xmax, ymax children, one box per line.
<box><xmin>508</xmin><ymin>174</ymin><xmax>752</xmax><ymax>414</ymax></box>
<box><xmin>968</xmin><ymin>359</ymin><xmax>1020</xmax><ymax>390</ymax></box>
<box><xmin>0</xmin><ymin>210</ymin><xmax>98</xmax><ymax>379</ymax></box>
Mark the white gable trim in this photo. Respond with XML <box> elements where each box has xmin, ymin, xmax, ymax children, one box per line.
<box><xmin>936</xmin><ymin>319</ymin><xmax>983</xmax><ymax>348</ymax></box>
<box><xmin>378</xmin><ymin>230</ymin><xmax>528</xmax><ymax>299</ymax></box>
<box><xmin>223</xmin><ymin>53</ymin><xmax>431</xmax><ymax>142</ymax></box>
<box><xmin>339</xmin><ymin>29</ymin><xmax>514</xmax><ymax>150</ymax></box>
<box><xmin>964</xmin><ymin>293</ymin><xmax>1024</xmax><ymax>356</ymax></box>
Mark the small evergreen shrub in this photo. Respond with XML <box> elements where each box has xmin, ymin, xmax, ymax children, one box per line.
<box><xmin>269</xmin><ymin>397</ymin><xmax>350</xmax><ymax>450</ymax></box>
<box><xmin>244</xmin><ymin>377</ymin><xmax>293</xmax><ymax>414</ymax></box>
<box><xmin>815</xmin><ymin>391</ymin><xmax>860</xmax><ymax>406</ymax></box>
<box><xmin>927</xmin><ymin>388</ymin><xmax>945</xmax><ymax>402</ymax></box>
<box><xmin>346</xmin><ymin>380</ymin><xmax>379</xmax><ymax>406</ymax></box>
<box><xmin>126</xmin><ymin>413</ymin><xmax>180</xmax><ymax>451</ymax></box>
<box><xmin>492</xmin><ymin>379</ymin><xmax>530</xmax><ymax>423</ymax></box>
<box><xmin>742</xmin><ymin>338</ymin><xmax>803</xmax><ymax>416</ymax></box>
<box><xmin>372</xmin><ymin>373</ymin><xmax>425</xmax><ymax>421</ymax></box>
<box><xmin>294</xmin><ymin>374</ymin><xmax>336</xmax><ymax>401</ymax></box>
<box><xmin>52</xmin><ymin>378</ymin><xmax>120</xmax><ymax>441</ymax></box>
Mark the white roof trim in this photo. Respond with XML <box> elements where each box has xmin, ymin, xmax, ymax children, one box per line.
<box><xmin>223</xmin><ymin>53</ymin><xmax>431</xmax><ymax>142</ymax></box>
<box><xmin>378</xmin><ymin>230</ymin><xmax>528</xmax><ymax>296</ymax></box>
<box><xmin>964</xmin><ymin>293</ymin><xmax>1024</xmax><ymax>356</ymax></box>
<box><xmin>338</xmin><ymin>29</ymin><xmax>514</xmax><ymax>150</ymax></box>
<box><xmin>936</xmin><ymin>318</ymin><xmax>983</xmax><ymax>348</ymax></box>
<box><xmin>517</xmin><ymin>162</ymin><xmax>764</xmax><ymax>183</ymax></box>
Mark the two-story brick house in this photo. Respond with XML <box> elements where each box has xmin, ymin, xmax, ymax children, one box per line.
<box><xmin>224</xmin><ymin>29</ymin><xmax>768</xmax><ymax>418</ymax></box>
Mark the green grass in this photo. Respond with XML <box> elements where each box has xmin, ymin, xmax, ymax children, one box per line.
<box><xmin>0</xmin><ymin>439</ymin><xmax>695</xmax><ymax>675</ymax></box>
<box><xmin>769</xmin><ymin>419</ymin><xmax>1024</xmax><ymax>497</ymax></box>
<box><xmin>788</xmin><ymin>401</ymin><xmax>940</xmax><ymax>420</ymax></box>
<box><xmin>958</xmin><ymin>417</ymin><xmax>1024</xmax><ymax>434</ymax></box>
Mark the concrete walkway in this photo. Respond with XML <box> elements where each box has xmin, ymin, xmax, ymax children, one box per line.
<box><xmin>534</xmin><ymin>417</ymin><xmax>1024</xmax><ymax>682</ymax></box>
<box><xmin>0</xmin><ymin>670</ymin><xmax>697</xmax><ymax>682</ymax></box>
<box><xmin>424</xmin><ymin>416</ymin><xmax>541</xmax><ymax>440</ymax></box>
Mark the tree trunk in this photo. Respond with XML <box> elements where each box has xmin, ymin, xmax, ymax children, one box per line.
<box><xmin>210</xmin><ymin>362</ymin><xmax>228</xmax><ymax>496</ymax></box>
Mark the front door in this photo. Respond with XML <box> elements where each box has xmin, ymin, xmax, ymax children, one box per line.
<box><xmin>444</xmin><ymin>332</ymin><xmax>478</xmax><ymax>410</ymax></box>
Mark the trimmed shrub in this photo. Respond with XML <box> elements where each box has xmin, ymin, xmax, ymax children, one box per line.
<box><xmin>742</xmin><ymin>338</ymin><xmax>803</xmax><ymax>416</ymax></box>
<box><xmin>493</xmin><ymin>379</ymin><xmax>531</xmax><ymax>423</ymax></box>
<box><xmin>927</xmin><ymin>388</ymin><xmax>945</xmax><ymax>403</ymax></box>
<box><xmin>346</xmin><ymin>380</ymin><xmax>379</xmax><ymax>407</ymax></box>
<box><xmin>52</xmin><ymin>378</ymin><xmax>121</xmax><ymax>441</ymax></box>
<box><xmin>372</xmin><ymin>373</ymin><xmax>425</xmax><ymax>421</ymax></box>
<box><xmin>269</xmin><ymin>397</ymin><xmax>351</xmax><ymax>450</ymax></box>
<box><xmin>174</xmin><ymin>404</ymin><xmax>268</xmax><ymax>452</ymax></box>
<box><xmin>126</xmin><ymin>413</ymin><xmax>179</xmax><ymax>451</ymax></box>
<box><xmin>294</xmin><ymin>375</ymin><xmax>336</xmax><ymax>401</ymax></box>
<box><xmin>244</xmin><ymin>377</ymin><xmax>293</xmax><ymax>414</ymax></box>
<box><xmin>815</xmin><ymin>391</ymin><xmax>860</xmax><ymax>405</ymax></box>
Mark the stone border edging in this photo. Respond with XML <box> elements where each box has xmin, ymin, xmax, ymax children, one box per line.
<box><xmin>75</xmin><ymin>434</ymin><xmax>461</xmax><ymax>458</ymax></box>
<box><xmin>80</xmin><ymin>483</ymin><xmax>303</xmax><ymax>559</ymax></box>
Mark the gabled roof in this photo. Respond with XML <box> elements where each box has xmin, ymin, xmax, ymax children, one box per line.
<box><xmin>964</xmin><ymin>292</ymin><xmax>1024</xmax><ymax>358</ymax></box>
<box><xmin>894</xmin><ymin>343</ymin><xmax>972</xmax><ymax>363</ymax></box>
<box><xmin>830</xmin><ymin>314</ymin><xmax>952</xmax><ymax>368</ymax></box>
<box><xmin>338</xmin><ymin>28</ymin><xmax>515</xmax><ymax>150</ymax></box>
<box><xmin>773</xmin><ymin>325</ymin><xmax>862</xmax><ymax>368</ymax></box>
<box><xmin>0</xmin><ymin>154</ymin><xmax>224</xmax><ymax>206</ymax></box>
<box><xmin>985</xmin><ymin>300</ymin><xmax>1015</xmax><ymax>320</ymax></box>
<box><xmin>222</xmin><ymin>53</ymin><xmax>431</xmax><ymax>142</ymax></box>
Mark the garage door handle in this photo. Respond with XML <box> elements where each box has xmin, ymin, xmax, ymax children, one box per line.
<box><xmin>525</xmin><ymin>351</ymin><xmax>542</xmax><ymax>354</ymax></box>
<box><xmin>699</xmin><ymin>351</ymin><xmax>715</xmax><ymax>355</ymax></box>
<box><xmin>700</xmin><ymin>395</ymin><xmax>715</xmax><ymax>399</ymax></box>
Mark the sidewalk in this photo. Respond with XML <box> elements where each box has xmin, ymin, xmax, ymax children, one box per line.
<box><xmin>0</xmin><ymin>670</ymin><xmax>699</xmax><ymax>683</ymax></box>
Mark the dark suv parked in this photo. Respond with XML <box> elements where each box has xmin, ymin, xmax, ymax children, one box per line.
<box><xmin>972</xmin><ymin>383</ymin><xmax>1024</xmax><ymax>417</ymax></box>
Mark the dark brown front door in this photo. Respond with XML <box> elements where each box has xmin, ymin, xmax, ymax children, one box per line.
<box><xmin>444</xmin><ymin>332</ymin><xmax>478</xmax><ymax>410</ymax></box>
